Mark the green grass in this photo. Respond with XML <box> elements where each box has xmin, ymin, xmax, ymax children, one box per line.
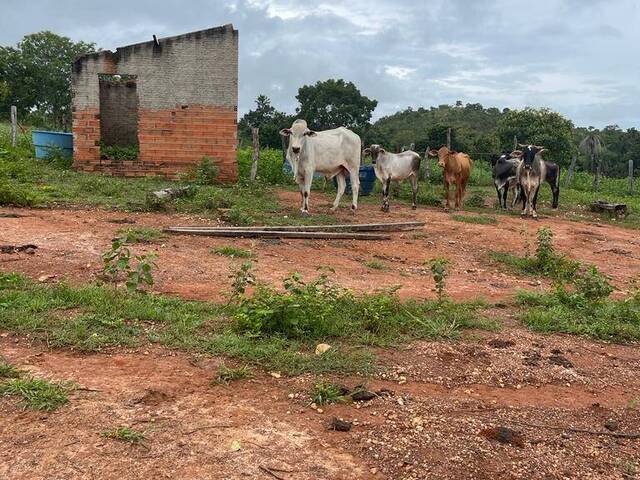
<box><xmin>0</xmin><ymin>271</ymin><xmax>493</xmax><ymax>376</ymax></box>
<box><xmin>516</xmin><ymin>288</ymin><xmax>640</xmax><ymax>342</ymax></box>
<box><xmin>0</xmin><ymin>377</ymin><xmax>70</xmax><ymax>411</ymax></box>
<box><xmin>363</xmin><ymin>259</ymin><xmax>389</xmax><ymax>271</ymax></box>
<box><xmin>211</xmin><ymin>246</ymin><xmax>253</xmax><ymax>258</ymax></box>
<box><xmin>0</xmin><ymin>361</ymin><xmax>21</xmax><ymax>379</ymax></box>
<box><xmin>117</xmin><ymin>227</ymin><xmax>165</xmax><ymax>243</ymax></box>
<box><xmin>452</xmin><ymin>214</ymin><xmax>497</xmax><ymax>225</ymax></box>
<box><xmin>310</xmin><ymin>381</ymin><xmax>346</xmax><ymax>405</ymax></box>
<box><xmin>102</xmin><ymin>426</ymin><xmax>146</xmax><ymax>444</ymax></box>
<box><xmin>211</xmin><ymin>363</ymin><xmax>254</xmax><ymax>385</ymax></box>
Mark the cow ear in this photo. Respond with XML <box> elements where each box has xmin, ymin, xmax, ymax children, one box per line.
<box><xmin>510</xmin><ymin>150</ymin><xmax>523</xmax><ymax>158</ymax></box>
<box><xmin>449</xmin><ymin>150</ymin><xmax>458</xmax><ymax>155</ymax></box>
<box><xmin>428</xmin><ymin>149</ymin><xmax>438</xmax><ymax>157</ymax></box>
<box><xmin>537</xmin><ymin>148</ymin><xmax>547</xmax><ymax>155</ymax></box>
<box><xmin>379</xmin><ymin>148</ymin><xmax>386</xmax><ymax>154</ymax></box>
<box><xmin>363</xmin><ymin>148</ymin><xmax>371</xmax><ymax>156</ymax></box>
<box><xmin>280</xmin><ymin>128</ymin><xmax>292</xmax><ymax>137</ymax></box>
<box><xmin>304</xmin><ymin>130</ymin><xmax>317</xmax><ymax>137</ymax></box>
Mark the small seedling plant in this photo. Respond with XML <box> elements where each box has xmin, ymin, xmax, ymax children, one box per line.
<box><xmin>102</xmin><ymin>237</ymin><xmax>157</xmax><ymax>292</ymax></box>
<box><xmin>429</xmin><ymin>258</ymin><xmax>450</xmax><ymax>302</ymax></box>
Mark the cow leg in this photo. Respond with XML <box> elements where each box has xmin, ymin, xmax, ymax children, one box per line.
<box><xmin>532</xmin><ymin>184</ymin><xmax>541</xmax><ymax>219</ymax></box>
<box><xmin>382</xmin><ymin>177</ymin><xmax>391</xmax><ymax>212</ymax></box>
<box><xmin>456</xmin><ymin>179</ymin><xmax>467</xmax><ymax>209</ymax></box>
<box><xmin>410</xmin><ymin>175</ymin><xmax>418</xmax><ymax>210</ymax></box>
<box><xmin>502</xmin><ymin>187</ymin><xmax>509</xmax><ymax>209</ymax></box>
<box><xmin>551</xmin><ymin>184</ymin><xmax>559</xmax><ymax>209</ymax></box>
<box><xmin>348</xmin><ymin>167</ymin><xmax>360</xmax><ymax>213</ymax></box>
<box><xmin>299</xmin><ymin>171</ymin><xmax>313</xmax><ymax>216</ymax></box>
<box><xmin>331</xmin><ymin>172</ymin><xmax>346</xmax><ymax>211</ymax></box>
<box><xmin>443</xmin><ymin>180</ymin><xmax>451</xmax><ymax>210</ymax></box>
<box><xmin>521</xmin><ymin>187</ymin><xmax>528</xmax><ymax>217</ymax></box>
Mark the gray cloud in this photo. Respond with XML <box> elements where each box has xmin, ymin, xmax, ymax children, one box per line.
<box><xmin>1</xmin><ymin>0</ymin><xmax>638</xmax><ymax>128</ymax></box>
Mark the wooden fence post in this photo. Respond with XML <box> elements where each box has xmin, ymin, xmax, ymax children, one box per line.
<box><xmin>564</xmin><ymin>155</ymin><xmax>577</xmax><ymax>187</ymax></box>
<box><xmin>513</xmin><ymin>135</ymin><xmax>518</xmax><ymax>151</ymax></box>
<box><xmin>447</xmin><ymin>128</ymin><xmax>451</xmax><ymax>150</ymax></box>
<box><xmin>423</xmin><ymin>146</ymin><xmax>431</xmax><ymax>181</ymax></box>
<box><xmin>10</xmin><ymin>106</ymin><xmax>17</xmax><ymax>147</ymax></box>
<box><xmin>629</xmin><ymin>160</ymin><xmax>634</xmax><ymax>194</ymax></box>
<box><xmin>409</xmin><ymin>142</ymin><xmax>415</xmax><ymax>151</ymax></box>
<box><xmin>250</xmin><ymin>127</ymin><xmax>260</xmax><ymax>182</ymax></box>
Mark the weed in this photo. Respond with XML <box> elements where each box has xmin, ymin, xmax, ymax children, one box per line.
<box><xmin>0</xmin><ymin>377</ymin><xmax>70</xmax><ymax>411</ymax></box>
<box><xmin>310</xmin><ymin>381</ymin><xmax>346</xmax><ymax>405</ymax></box>
<box><xmin>212</xmin><ymin>246</ymin><xmax>253</xmax><ymax>258</ymax></box>
<box><xmin>428</xmin><ymin>258</ymin><xmax>450</xmax><ymax>302</ymax></box>
<box><xmin>364</xmin><ymin>260</ymin><xmax>388</xmax><ymax>271</ymax></box>
<box><xmin>182</xmin><ymin>156</ymin><xmax>220</xmax><ymax>185</ymax></box>
<box><xmin>212</xmin><ymin>363</ymin><xmax>254</xmax><ymax>385</ymax></box>
<box><xmin>100</xmin><ymin>143</ymin><xmax>139</xmax><ymax>161</ymax></box>
<box><xmin>228</xmin><ymin>262</ymin><xmax>256</xmax><ymax>299</ymax></box>
<box><xmin>452</xmin><ymin>214</ymin><xmax>497</xmax><ymax>225</ymax></box>
<box><xmin>490</xmin><ymin>227</ymin><xmax>579</xmax><ymax>281</ymax></box>
<box><xmin>117</xmin><ymin>227</ymin><xmax>164</xmax><ymax>244</ymax></box>
<box><xmin>102</xmin><ymin>426</ymin><xmax>146</xmax><ymax>444</ymax></box>
<box><xmin>0</xmin><ymin>361</ymin><xmax>21</xmax><ymax>379</ymax></box>
<box><xmin>101</xmin><ymin>237</ymin><xmax>158</xmax><ymax>292</ymax></box>
<box><xmin>466</xmin><ymin>193</ymin><xmax>486</xmax><ymax>208</ymax></box>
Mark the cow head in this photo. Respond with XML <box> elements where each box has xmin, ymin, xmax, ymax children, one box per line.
<box><xmin>363</xmin><ymin>144</ymin><xmax>385</xmax><ymax>164</ymax></box>
<box><xmin>279</xmin><ymin>119</ymin><xmax>317</xmax><ymax>160</ymax></box>
<box><xmin>491</xmin><ymin>150</ymin><xmax>513</xmax><ymax>166</ymax></box>
<box><xmin>511</xmin><ymin>144</ymin><xmax>546</xmax><ymax>170</ymax></box>
<box><xmin>428</xmin><ymin>146</ymin><xmax>456</xmax><ymax>168</ymax></box>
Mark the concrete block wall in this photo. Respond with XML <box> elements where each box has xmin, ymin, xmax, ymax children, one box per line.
<box><xmin>71</xmin><ymin>24</ymin><xmax>238</xmax><ymax>181</ymax></box>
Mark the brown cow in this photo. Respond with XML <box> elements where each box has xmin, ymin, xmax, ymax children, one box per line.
<box><xmin>428</xmin><ymin>146</ymin><xmax>473</xmax><ymax>209</ymax></box>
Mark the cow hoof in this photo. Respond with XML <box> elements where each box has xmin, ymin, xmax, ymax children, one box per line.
<box><xmin>301</xmin><ymin>210</ymin><xmax>310</xmax><ymax>217</ymax></box>
<box><xmin>351</xmin><ymin>205</ymin><xmax>357</xmax><ymax>214</ymax></box>
<box><xmin>411</xmin><ymin>205</ymin><xmax>417</xmax><ymax>210</ymax></box>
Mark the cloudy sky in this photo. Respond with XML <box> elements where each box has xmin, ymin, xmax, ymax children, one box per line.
<box><xmin>2</xmin><ymin>0</ymin><xmax>638</xmax><ymax>128</ymax></box>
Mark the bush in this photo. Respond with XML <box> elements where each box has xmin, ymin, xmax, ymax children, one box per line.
<box><xmin>100</xmin><ymin>143</ymin><xmax>139</xmax><ymax>160</ymax></box>
<box><xmin>237</xmin><ymin>147</ymin><xmax>290</xmax><ymax>184</ymax></box>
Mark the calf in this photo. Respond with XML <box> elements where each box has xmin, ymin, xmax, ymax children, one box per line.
<box><xmin>280</xmin><ymin>119</ymin><xmax>361</xmax><ymax>215</ymax></box>
<box><xmin>363</xmin><ymin>144</ymin><xmax>421</xmax><ymax>212</ymax></box>
<box><xmin>491</xmin><ymin>152</ymin><xmax>520</xmax><ymax>209</ymax></box>
<box><xmin>511</xmin><ymin>145</ymin><xmax>547</xmax><ymax>218</ymax></box>
<box><xmin>428</xmin><ymin>146</ymin><xmax>473</xmax><ymax>209</ymax></box>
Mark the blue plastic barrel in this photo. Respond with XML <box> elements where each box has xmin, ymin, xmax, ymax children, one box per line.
<box><xmin>32</xmin><ymin>130</ymin><xmax>73</xmax><ymax>159</ymax></box>
<box><xmin>333</xmin><ymin>164</ymin><xmax>377</xmax><ymax>196</ymax></box>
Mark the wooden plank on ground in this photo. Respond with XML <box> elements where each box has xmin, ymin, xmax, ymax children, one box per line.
<box><xmin>165</xmin><ymin>221</ymin><xmax>425</xmax><ymax>233</ymax></box>
<box><xmin>164</xmin><ymin>229</ymin><xmax>391</xmax><ymax>240</ymax></box>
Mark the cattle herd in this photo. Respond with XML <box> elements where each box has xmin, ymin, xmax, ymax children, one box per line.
<box><xmin>280</xmin><ymin>120</ymin><xmax>560</xmax><ymax>218</ymax></box>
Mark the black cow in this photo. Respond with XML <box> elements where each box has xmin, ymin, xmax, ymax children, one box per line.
<box><xmin>491</xmin><ymin>151</ymin><xmax>520</xmax><ymax>209</ymax></box>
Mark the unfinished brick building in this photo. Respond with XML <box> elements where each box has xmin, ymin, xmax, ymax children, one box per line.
<box><xmin>71</xmin><ymin>24</ymin><xmax>238</xmax><ymax>181</ymax></box>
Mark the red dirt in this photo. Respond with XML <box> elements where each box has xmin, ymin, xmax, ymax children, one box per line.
<box><xmin>2</xmin><ymin>191</ymin><xmax>640</xmax><ymax>479</ymax></box>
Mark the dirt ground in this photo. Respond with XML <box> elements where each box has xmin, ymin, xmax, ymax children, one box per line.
<box><xmin>2</xmin><ymin>190</ymin><xmax>640</xmax><ymax>479</ymax></box>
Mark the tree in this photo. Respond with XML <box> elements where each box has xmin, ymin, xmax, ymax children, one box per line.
<box><xmin>0</xmin><ymin>31</ymin><xmax>95</xmax><ymax>128</ymax></box>
<box><xmin>238</xmin><ymin>95</ymin><xmax>292</xmax><ymax>149</ymax></box>
<box><xmin>497</xmin><ymin>108</ymin><xmax>575</xmax><ymax>166</ymax></box>
<box><xmin>580</xmin><ymin>130</ymin><xmax>605</xmax><ymax>191</ymax></box>
<box><xmin>295</xmin><ymin>79</ymin><xmax>377</xmax><ymax>134</ymax></box>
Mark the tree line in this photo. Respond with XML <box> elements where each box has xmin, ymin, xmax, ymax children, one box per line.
<box><xmin>1</xmin><ymin>31</ymin><xmax>639</xmax><ymax>181</ymax></box>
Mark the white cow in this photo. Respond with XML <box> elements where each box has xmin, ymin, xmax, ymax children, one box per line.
<box><xmin>363</xmin><ymin>144</ymin><xmax>421</xmax><ymax>211</ymax></box>
<box><xmin>280</xmin><ymin>119</ymin><xmax>361</xmax><ymax>215</ymax></box>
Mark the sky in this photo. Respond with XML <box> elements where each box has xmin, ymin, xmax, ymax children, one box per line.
<box><xmin>1</xmin><ymin>0</ymin><xmax>638</xmax><ymax>128</ymax></box>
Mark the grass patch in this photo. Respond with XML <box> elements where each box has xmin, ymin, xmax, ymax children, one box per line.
<box><xmin>117</xmin><ymin>227</ymin><xmax>164</xmax><ymax>243</ymax></box>
<box><xmin>0</xmin><ymin>377</ymin><xmax>70</xmax><ymax>411</ymax></box>
<box><xmin>0</xmin><ymin>271</ymin><xmax>493</xmax><ymax>376</ymax></box>
<box><xmin>452</xmin><ymin>214</ymin><xmax>497</xmax><ymax>225</ymax></box>
<box><xmin>310</xmin><ymin>381</ymin><xmax>346</xmax><ymax>405</ymax></box>
<box><xmin>102</xmin><ymin>426</ymin><xmax>146</xmax><ymax>444</ymax></box>
<box><xmin>489</xmin><ymin>227</ymin><xmax>579</xmax><ymax>280</ymax></box>
<box><xmin>212</xmin><ymin>363</ymin><xmax>254</xmax><ymax>385</ymax></box>
<box><xmin>211</xmin><ymin>246</ymin><xmax>253</xmax><ymax>258</ymax></box>
<box><xmin>516</xmin><ymin>288</ymin><xmax>640</xmax><ymax>342</ymax></box>
<box><xmin>0</xmin><ymin>361</ymin><xmax>21</xmax><ymax>379</ymax></box>
<box><xmin>363</xmin><ymin>260</ymin><xmax>388</xmax><ymax>271</ymax></box>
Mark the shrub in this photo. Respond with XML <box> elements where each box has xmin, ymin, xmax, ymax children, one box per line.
<box><xmin>100</xmin><ymin>143</ymin><xmax>139</xmax><ymax>160</ymax></box>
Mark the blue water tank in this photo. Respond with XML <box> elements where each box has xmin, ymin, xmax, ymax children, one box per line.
<box><xmin>334</xmin><ymin>164</ymin><xmax>377</xmax><ymax>196</ymax></box>
<box><xmin>32</xmin><ymin>130</ymin><xmax>73</xmax><ymax>159</ymax></box>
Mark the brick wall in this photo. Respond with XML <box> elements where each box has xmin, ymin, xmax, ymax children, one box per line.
<box><xmin>71</xmin><ymin>24</ymin><xmax>238</xmax><ymax>181</ymax></box>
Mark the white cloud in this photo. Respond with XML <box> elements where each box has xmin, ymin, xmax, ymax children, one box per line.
<box><xmin>384</xmin><ymin>65</ymin><xmax>416</xmax><ymax>80</ymax></box>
